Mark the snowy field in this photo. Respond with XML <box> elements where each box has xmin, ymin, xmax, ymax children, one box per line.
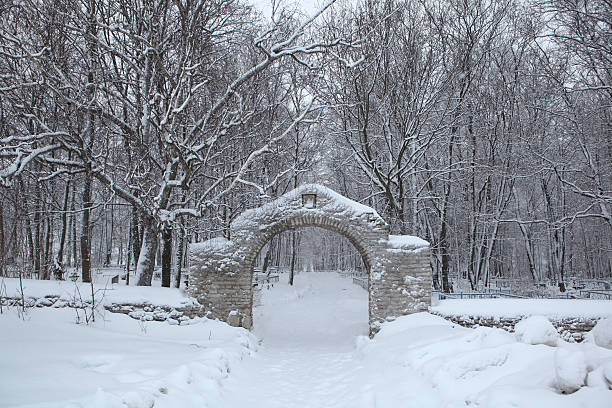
<box><xmin>2</xmin><ymin>272</ymin><xmax>612</xmax><ymax>407</ymax></box>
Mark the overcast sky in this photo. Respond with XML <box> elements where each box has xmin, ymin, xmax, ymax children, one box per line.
<box><xmin>249</xmin><ymin>0</ymin><xmax>329</xmax><ymax>20</ymax></box>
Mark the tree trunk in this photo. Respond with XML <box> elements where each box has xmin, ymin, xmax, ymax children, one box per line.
<box><xmin>105</xmin><ymin>203</ymin><xmax>113</xmax><ymax>266</ymax></box>
<box><xmin>440</xmin><ymin>215</ymin><xmax>451</xmax><ymax>293</ymax></box>
<box><xmin>136</xmin><ymin>215</ymin><xmax>158</xmax><ymax>286</ymax></box>
<box><xmin>156</xmin><ymin>234</ymin><xmax>162</xmax><ymax>267</ymax></box>
<box><xmin>161</xmin><ymin>225</ymin><xmax>172</xmax><ymax>288</ymax></box>
<box><xmin>519</xmin><ymin>222</ymin><xmax>537</xmax><ymax>281</ymax></box>
<box><xmin>42</xmin><ymin>213</ymin><xmax>52</xmax><ymax>280</ymax></box>
<box><xmin>34</xmin><ymin>185</ymin><xmax>42</xmax><ymax>279</ymax></box>
<box><xmin>80</xmin><ymin>0</ymin><xmax>97</xmax><ymax>283</ymax></box>
<box><xmin>80</xmin><ymin>170</ymin><xmax>92</xmax><ymax>282</ymax></box>
<box><xmin>262</xmin><ymin>236</ymin><xmax>276</xmax><ymax>276</ymax></box>
<box><xmin>126</xmin><ymin>223</ymin><xmax>131</xmax><ymax>286</ymax></box>
<box><xmin>0</xmin><ymin>203</ymin><xmax>4</xmax><ymax>276</ymax></box>
<box><xmin>175</xmin><ymin>223</ymin><xmax>184</xmax><ymax>288</ymax></box>
<box><xmin>289</xmin><ymin>231</ymin><xmax>297</xmax><ymax>286</ymax></box>
<box><xmin>24</xmin><ymin>211</ymin><xmax>34</xmax><ymax>278</ymax></box>
<box><xmin>131</xmin><ymin>206</ymin><xmax>141</xmax><ymax>268</ymax></box>
<box><xmin>71</xmin><ymin>187</ymin><xmax>77</xmax><ymax>267</ymax></box>
<box><xmin>56</xmin><ymin>179</ymin><xmax>70</xmax><ymax>274</ymax></box>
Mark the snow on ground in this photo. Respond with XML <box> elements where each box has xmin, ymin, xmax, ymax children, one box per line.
<box><xmin>0</xmin><ymin>308</ymin><xmax>255</xmax><ymax>407</ymax></box>
<box><xmin>222</xmin><ymin>272</ymin><xmax>612</xmax><ymax>407</ymax></box>
<box><xmin>431</xmin><ymin>298</ymin><xmax>612</xmax><ymax>319</ymax></box>
<box><xmin>2</xmin><ymin>272</ymin><xmax>612</xmax><ymax>407</ymax></box>
<box><xmin>220</xmin><ymin>272</ymin><xmax>371</xmax><ymax>408</ymax></box>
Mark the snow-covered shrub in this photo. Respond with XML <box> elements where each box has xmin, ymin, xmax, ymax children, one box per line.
<box><xmin>554</xmin><ymin>348</ymin><xmax>587</xmax><ymax>393</ymax></box>
<box><xmin>514</xmin><ymin>315</ymin><xmax>559</xmax><ymax>346</ymax></box>
<box><xmin>590</xmin><ymin>318</ymin><xmax>612</xmax><ymax>350</ymax></box>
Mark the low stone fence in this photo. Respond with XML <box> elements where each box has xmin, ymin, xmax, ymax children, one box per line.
<box><xmin>1</xmin><ymin>295</ymin><xmax>207</xmax><ymax>325</ymax></box>
<box><xmin>430</xmin><ymin>311</ymin><xmax>599</xmax><ymax>342</ymax></box>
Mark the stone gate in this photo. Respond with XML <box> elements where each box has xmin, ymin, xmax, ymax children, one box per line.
<box><xmin>188</xmin><ymin>184</ymin><xmax>432</xmax><ymax>335</ymax></box>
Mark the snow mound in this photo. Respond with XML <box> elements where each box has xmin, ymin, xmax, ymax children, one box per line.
<box><xmin>376</xmin><ymin>312</ymin><xmax>453</xmax><ymax>338</ymax></box>
<box><xmin>432</xmin><ymin>347</ymin><xmax>510</xmax><ymax>386</ymax></box>
<box><xmin>555</xmin><ymin>348</ymin><xmax>587</xmax><ymax>393</ymax></box>
<box><xmin>590</xmin><ymin>318</ymin><xmax>612</xmax><ymax>350</ymax></box>
<box><xmin>466</xmin><ymin>326</ymin><xmax>516</xmax><ymax>348</ymax></box>
<box><xmin>604</xmin><ymin>360</ymin><xmax>612</xmax><ymax>385</ymax></box>
<box><xmin>587</xmin><ymin>365</ymin><xmax>611</xmax><ymax>388</ymax></box>
<box><xmin>515</xmin><ymin>315</ymin><xmax>560</xmax><ymax>346</ymax></box>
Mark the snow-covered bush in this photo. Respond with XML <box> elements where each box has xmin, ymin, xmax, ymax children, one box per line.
<box><xmin>514</xmin><ymin>315</ymin><xmax>559</xmax><ymax>346</ymax></box>
<box><xmin>590</xmin><ymin>318</ymin><xmax>612</xmax><ymax>350</ymax></box>
<box><xmin>554</xmin><ymin>348</ymin><xmax>587</xmax><ymax>393</ymax></box>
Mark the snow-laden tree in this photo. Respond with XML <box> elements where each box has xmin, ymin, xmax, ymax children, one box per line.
<box><xmin>0</xmin><ymin>0</ymin><xmax>349</xmax><ymax>284</ymax></box>
<box><xmin>318</xmin><ymin>0</ymin><xmax>610</xmax><ymax>291</ymax></box>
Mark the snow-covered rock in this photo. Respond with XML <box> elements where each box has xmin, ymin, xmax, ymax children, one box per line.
<box><xmin>515</xmin><ymin>315</ymin><xmax>560</xmax><ymax>346</ymax></box>
<box><xmin>590</xmin><ymin>318</ymin><xmax>612</xmax><ymax>350</ymax></box>
<box><xmin>555</xmin><ymin>348</ymin><xmax>588</xmax><ymax>393</ymax></box>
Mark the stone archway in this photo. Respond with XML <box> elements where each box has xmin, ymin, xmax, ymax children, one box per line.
<box><xmin>188</xmin><ymin>184</ymin><xmax>432</xmax><ymax>335</ymax></box>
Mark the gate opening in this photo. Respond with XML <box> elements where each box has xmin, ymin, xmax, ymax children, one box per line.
<box><xmin>251</xmin><ymin>227</ymin><xmax>369</xmax><ymax>346</ymax></box>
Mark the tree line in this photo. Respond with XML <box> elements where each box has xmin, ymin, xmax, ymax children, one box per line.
<box><xmin>1</xmin><ymin>0</ymin><xmax>609</xmax><ymax>292</ymax></box>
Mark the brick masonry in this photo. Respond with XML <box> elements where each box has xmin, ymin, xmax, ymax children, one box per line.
<box><xmin>188</xmin><ymin>184</ymin><xmax>432</xmax><ymax>335</ymax></box>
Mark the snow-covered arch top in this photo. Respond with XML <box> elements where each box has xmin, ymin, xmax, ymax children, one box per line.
<box><xmin>230</xmin><ymin>184</ymin><xmax>390</xmax><ymax>271</ymax></box>
<box><xmin>231</xmin><ymin>184</ymin><xmax>386</xmax><ymax>235</ymax></box>
<box><xmin>188</xmin><ymin>184</ymin><xmax>432</xmax><ymax>335</ymax></box>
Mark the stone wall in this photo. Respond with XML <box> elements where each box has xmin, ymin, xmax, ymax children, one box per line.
<box><xmin>188</xmin><ymin>184</ymin><xmax>433</xmax><ymax>335</ymax></box>
<box><xmin>369</xmin><ymin>247</ymin><xmax>431</xmax><ymax>333</ymax></box>
<box><xmin>1</xmin><ymin>295</ymin><xmax>206</xmax><ymax>324</ymax></box>
<box><xmin>430</xmin><ymin>311</ymin><xmax>599</xmax><ymax>342</ymax></box>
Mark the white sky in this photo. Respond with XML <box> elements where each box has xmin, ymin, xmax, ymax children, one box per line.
<box><xmin>249</xmin><ymin>0</ymin><xmax>330</xmax><ymax>20</ymax></box>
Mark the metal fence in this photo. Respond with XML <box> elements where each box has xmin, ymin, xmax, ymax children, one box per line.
<box><xmin>579</xmin><ymin>290</ymin><xmax>612</xmax><ymax>300</ymax></box>
<box><xmin>435</xmin><ymin>289</ymin><xmax>585</xmax><ymax>300</ymax></box>
<box><xmin>253</xmin><ymin>273</ymin><xmax>280</xmax><ymax>287</ymax></box>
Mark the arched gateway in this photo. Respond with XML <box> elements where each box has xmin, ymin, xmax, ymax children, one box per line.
<box><xmin>188</xmin><ymin>184</ymin><xmax>432</xmax><ymax>335</ymax></box>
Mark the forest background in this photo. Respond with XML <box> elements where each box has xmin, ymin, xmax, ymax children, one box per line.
<box><xmin>0</xmin><ymin>0</ymin><xmax>609</xmax><ymax>294</ymax></box>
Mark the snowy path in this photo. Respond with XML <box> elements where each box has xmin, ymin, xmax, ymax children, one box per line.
<box><xmin>222</xmin><ymin>348</ymin><xmax>368</xmax><ymax>407</ymax></box>
<box><xmin>220</xmin><ymin>272</ymin><xmax>441</xmax><ymax>408</ymax></box>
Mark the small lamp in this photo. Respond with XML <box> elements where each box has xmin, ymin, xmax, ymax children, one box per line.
<box><xmin>302</xmin><ymin>193</ymin><xmax>317</xmax><ymax>209</ymax></box>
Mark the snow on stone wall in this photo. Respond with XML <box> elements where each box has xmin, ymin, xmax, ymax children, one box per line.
<box><xmin>188</xmin><ymin>184</ymin><xmax>432</xmax><ymax>335</ymax></box>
